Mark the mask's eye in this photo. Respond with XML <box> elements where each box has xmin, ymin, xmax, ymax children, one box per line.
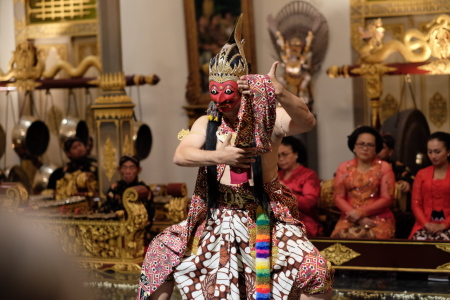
<box><xmin>225</xmin><ymin>88</ymin><xmax>233</xmax><ymax>95</ymax></box>
<box><xmin>210</xmin><ymin>89</ymin><xmax>218</xmax><ymax>95</ymax></box>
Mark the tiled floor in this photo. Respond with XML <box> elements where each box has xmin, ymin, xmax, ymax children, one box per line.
<box><xmin>86</xmin><ymin>270</ymin><xmax>450</xmax><ymax>299</ymax></box>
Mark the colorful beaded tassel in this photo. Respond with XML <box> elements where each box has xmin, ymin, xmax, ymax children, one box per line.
<box><xmin>255</xmin><ymin>205</ymin><xmax>271</xmax><ymax>300</ymax></box>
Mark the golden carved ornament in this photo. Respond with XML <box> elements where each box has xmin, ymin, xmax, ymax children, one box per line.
<box><xmin>110</xmin><ymin>263</ymin><xmax>142</xmax><ymax>273</ymax></box>
<box><xmin>369</xmin><ymin>99</ymin><xmax>381</xmax><ymax>129</ymax></box>
<box><xmin>320</xmin><ymin>243</ymin><xmax>361</xmax><ymax>266</ymax></box>
<box><xmin>419</xmin><ymin>59</ymin><xmax>450</xmax><ymax>75</ymax></box>
<box><xmin>318</xmin><ymin>179</ymin><xmax>335</xmax><ymax>209</ymax></box>
<box><xmin>350</xmin><ymin>0</ymin><xmax>450</xmax><ymax>53</ymax></box>
<box><xmin>426</xmin><ymin>14</ymin><xmax>450</xmax><ymax>59</ymax></box>
<box><xmin>351</xmin><ymin>64</ymin><xmax>397</xmax><ymax>99</ymax></box>
<box><xmin>42</xmin><ymin>55</ymin><xmax>102</xmax><ymax>79</ymax></box>
<box><xmin>122</xmin><ymin>134</ymin><xmax>132</xmax><ymax>155</ymax></box>
<box><xmin>428</xmin><ymin>92</ymin><xmax>447</xmax><ymax>128</ymax></box>
<box><xmin>80</xmin><ymin>262</ymin><xmax>103</xmax><ymax>270</ymax></box>
<box><xmin>16</xmin><ymin>22</ymin><xmax>98</xmax><ymax>40</ymax></box>
<box><xmin>357</xmin><ymin>18</ymin><xmax>431</xmax><ymax>64</ymax></box>
<box><xmin>93</xmin><ymin>108</ymin><xmax>133</xmax><ymax>120</ymax></box>
<box><xmin>0</xmin><ymin>183</ymin><xmax>27</xmax><ymax>213</ymax></box>
<box><xmin>94</xmin><ymin>95</ymin><xmax>132</xmax><ymax>104</ymax></box>
<box><xmin>437</xmin><ymin>263</ymin><xmax>450</xmax><ymax>270</ymax></box>
<box><xmin>36</xmin><ymin>44</ymin><xmax>69</xmax><ymax>62</ymax></box>
<box><xmin>133</xmin><ymin>74</ymin><xmax>159</xmax><ymax>86</ymax></box>
<box><xmin>103</xmin><ymin>137</ymin><xmax>117</xmax><ymax>182</ymax></box>
<box><xmin>164</xmin><ymin>197</ymin><xmax>189</xmax><ymax>224</ymax></box>
<box><xmin>11</xmin><ymin>184</ymin><xmax>152</xmax><ymax>275</ymax></box>
<box><xmin>0</xmin><ymin>41</ymin><xmax>45</xmax><ymax>90</ymax></box>
<box><xmin>381</xmin><ymin>93</ymin><xmax>399</xmax><ymax>123</ymax></box>
<box><xmin>55</xmin><ymin>170</ymin><xmax>98</xmax><ymax>200</ymax></box>
<box><xmin>326</xmin><ymin>65</ymin><xmax>339</xmax><ymax>79</ymax></box>
<box><xmin>90</xmin><ymin>72</ymin><xmax>126</xmax><ymax>91</ymax></box>
<box><xmin>27</xmin><ymin>185</ymin><xmax>148</xmax><ymax>268</ymax></box>
<box><xmin>436</xmin><ymin>244</ymin><xmax>450</xmax><ymax>253</ymax></box>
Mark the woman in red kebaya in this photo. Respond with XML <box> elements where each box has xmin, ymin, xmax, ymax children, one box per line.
<box><xmin>409</xmin><ymin>131</ymin><xmax>450</xmax><ymax>240</ymax></box>
<box><xmin>278</xmin><ymin>136</ymin><xmax>321</xmax><ymax>237</ymax></box>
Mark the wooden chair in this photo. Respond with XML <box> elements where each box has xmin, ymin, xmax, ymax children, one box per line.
<box><xmin>317</xmin><ymin>178</ymin><xmax>406</xmax><ymax>236</ymax></box>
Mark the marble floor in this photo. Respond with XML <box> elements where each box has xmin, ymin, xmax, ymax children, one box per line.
<box><xmin>86</xmin><ymin>270</ymin><xmax>450</xmax><ymax>300</ymax></box>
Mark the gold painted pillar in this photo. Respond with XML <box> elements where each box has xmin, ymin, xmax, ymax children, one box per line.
<box><xmin>91</xmin><ymin>73</ymin><xmax>135</xmax><ymax>198</ymax></box>
<box><xmin>92</xmin><ymin>0</ymin><xmax>134</xmax><ymax>197</ymax></box>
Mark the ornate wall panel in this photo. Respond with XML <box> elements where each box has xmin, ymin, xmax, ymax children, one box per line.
<box><xmin>350</xmin><ymin>0</ymin><xmax>450</xmax><ymax>134</ymax></box>
<box><xmin>14</xmin><ymin>0</ymin><xmax>98</xmax><ymax>40</ymax></box>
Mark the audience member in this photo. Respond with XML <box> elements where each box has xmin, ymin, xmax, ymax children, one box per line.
<box><xmin>378</xmin><ymin>133</ymin><xmax>414</xmax><ymax>193</ymax></box>
<box><xmin>331</xmin><ymin>126</ymin><xmax>396</xmax><ymax>239</ymax></box>
<box><xmin>278</xmin><ymin>136</ymin><xmax>321</xmax><ymax>237</ymax></box>
<box><xmin>409</xmin><ymin>131</ymin><xmax>450</xmax><ymax>240</ymax></box>
<box><xmin>378</xmin><ymin>133</ymin><xmax>416</xmax><ymax>238</ymax></box>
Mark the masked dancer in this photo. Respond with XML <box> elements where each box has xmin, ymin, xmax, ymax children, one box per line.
<box><xmin>137</xmin><ymin>14</ymin><xmax>334</xmax><ymax>300</ymax></box>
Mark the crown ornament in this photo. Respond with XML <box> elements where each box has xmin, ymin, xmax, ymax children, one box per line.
<box><xmin>209</xmin><ymin>14</ymin><xmax>248</xmax><ymax>83</ymax></box>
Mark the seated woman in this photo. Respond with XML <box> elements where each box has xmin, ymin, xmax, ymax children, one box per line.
<box><xmin>409</xmin><ymin>132</ymin><xmax>450</xmax><ymax>240</ymax></box>
<box><xmin>331</xmin><ymin>126</ymin><xmax>396</xmax><ymax>239</ymax></box>
<box><xmin>378</xmin><ymin>133</ymin><xmax>414</xmax><ymax>193</ymax></box>
<box><xmin>278</xmin><ymin>136</ymin><xmax>321</xmax><ymax>237</ymax></box>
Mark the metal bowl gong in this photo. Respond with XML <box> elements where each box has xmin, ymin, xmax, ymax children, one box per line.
<box><xmin>133</xmin><ymin>121</ymin><xmax>152</xmax><ymax>159</ymax></box>
<box><xmin>0</xmin><ymin>123</ymin><xmax>5</xmax><ymax>160</ymax></box>
<box><xmin>12</xmin><ymin>115</ymin><xmax>50</xmax><ymax>158</ymax></box>
<box><xmin>59</xmin><ymin>117</ymin><xmax>89</xmax><ymax>145</ymax></box>
<box><xmin>381</xmin><ymin>108</ymin><xmax>431</xmax><ymax>174</ymax></box>
<box><xmin>33</xmin><ymin>163</ymin><xmax>58</xmax><ymax>193</ymax></box>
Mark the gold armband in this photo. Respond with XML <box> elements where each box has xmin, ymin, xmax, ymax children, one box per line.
<box><xmin>177</xmin><ymin>129</ymin><xmax>205</xmax><ymax>140</ymax></box>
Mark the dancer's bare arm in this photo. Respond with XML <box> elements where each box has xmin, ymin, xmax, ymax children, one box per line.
<box><xmin>173</xmin><ymin>115</ymin><xmax>256</xmax><ymax>168</ymax></box>
<box><xmin>271</xmin><ymin>61</ymin><xmax>316</xmax><ymax>136</ymax></box>
<box><xmin>237</xmin><ymin>61</ymin><xmax>316</xmax><ymax>138</ymax></box>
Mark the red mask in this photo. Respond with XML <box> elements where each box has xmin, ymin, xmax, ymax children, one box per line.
<box><xmin>209</xmin><ymin>80</ymin><xmax>240</xmax><ymax>113</ymax></box>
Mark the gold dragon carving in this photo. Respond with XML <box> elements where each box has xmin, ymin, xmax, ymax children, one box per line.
<box><xmin>419</xmin><ymin>14</ymin><xmax>450</xmax><ymax>74</ymax></box>
<box><xmin>0</xmin><ymin>41</ymin><xmax>103</xmax><ymax>90</ymax></box>
<box><xmin>357</xmin><ymin>18</ymin><xmax>431</xmax><ymax>64</ymax></box>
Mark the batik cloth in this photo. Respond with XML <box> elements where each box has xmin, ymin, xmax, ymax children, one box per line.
<box><xmin>136</xmin><ymin>75</ymin><xmax>334</xmax><ymax>300</ymax></box>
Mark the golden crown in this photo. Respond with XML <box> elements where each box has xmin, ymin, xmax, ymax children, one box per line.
<box><xmin>209</xmin><ymin>14</ymin><xmax>248</xmax><ymax>83</ymax></box>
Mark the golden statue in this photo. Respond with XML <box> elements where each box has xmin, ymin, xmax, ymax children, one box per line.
<box><xmin>268</xmin><ymin>1</ymin><xmax>329</xmax><ymax>111</ymax></box>
<box><xmin>0</xmin><ymin>41</ymin><xmax>45</xmax><ymax>90</ymax></box>
<box><xmin>277</xmin><ymin>30</ymin><xmax>314</xmax><ymax>106</ymax></box>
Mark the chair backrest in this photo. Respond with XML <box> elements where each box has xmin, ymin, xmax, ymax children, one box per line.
<box><xmin>318</xmin><ymin>178</ymin><xmax>335</xmax><ymax>209</ymax></box>
<box><xmin>318</xmin><ymin>178</ymin><xmax>406</xmax><ymax>211</ymax></box>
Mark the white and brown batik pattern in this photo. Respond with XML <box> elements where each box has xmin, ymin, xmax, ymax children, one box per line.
<box><xmin>174</xmin><ymin>203</ymin><xmax>332</xmax><ymax>300</ymax></box>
